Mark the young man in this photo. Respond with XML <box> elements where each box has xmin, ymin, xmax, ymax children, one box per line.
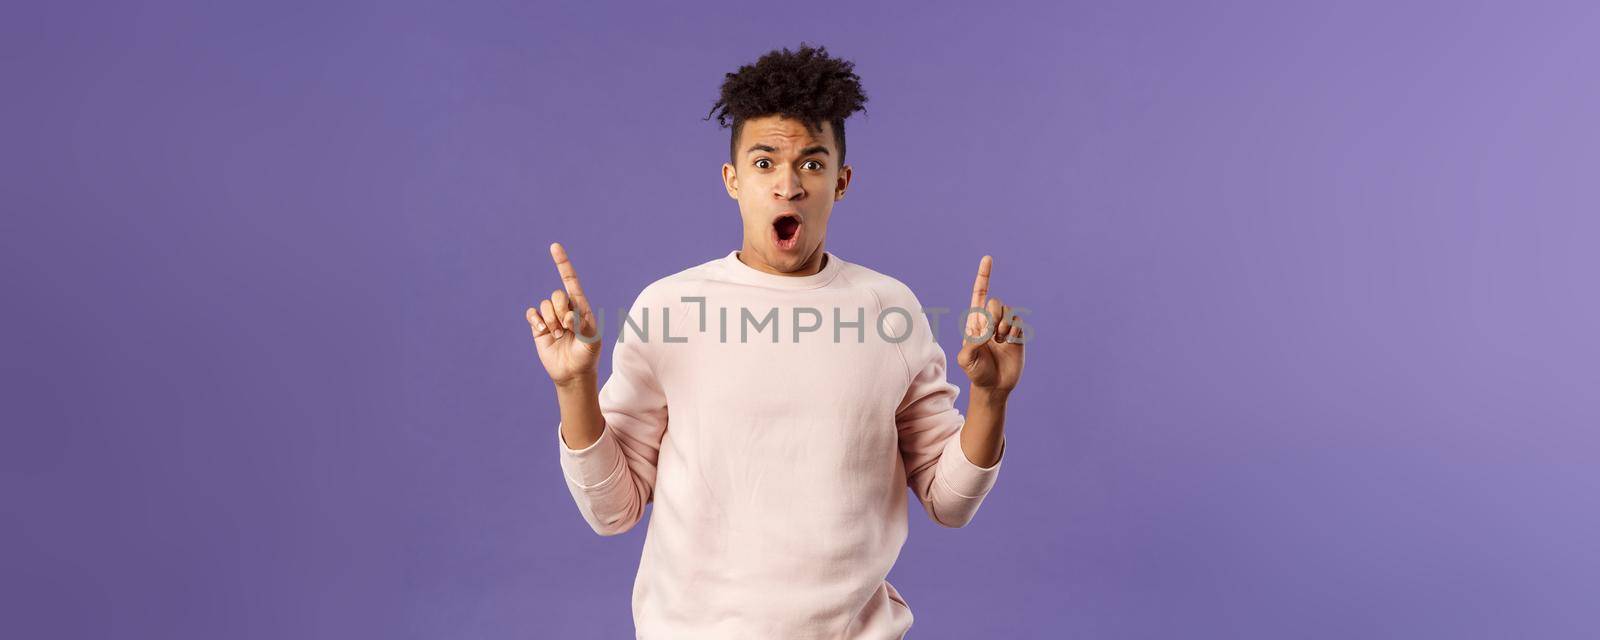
<box><xmin>526</xmin><ymin>44</ymin><xmax>1027</xmax><ymax>638</ymax></box>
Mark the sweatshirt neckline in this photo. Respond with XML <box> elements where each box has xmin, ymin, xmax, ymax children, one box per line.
<box><xmin>721</xmin><ymin>249</ymin><xmax>845</xmax><ymax>290</ymax></box>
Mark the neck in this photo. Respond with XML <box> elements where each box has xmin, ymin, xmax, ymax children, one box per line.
<box><xmin>737</xmin><ymin>244</ymin><xmax>828</xmax><ymax>277</ymax></box>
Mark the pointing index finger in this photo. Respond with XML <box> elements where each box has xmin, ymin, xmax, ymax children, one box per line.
<box><xmin>970</xmin><ymin>254</ymin><xmax>993</xmax><ymax>311</ymax></box>
<box><xmin>966</xmin><ymin>254</ymin><xmax>993</xmax><ymax>335</ymax></box>
<box><xmin>549</xmin><ymin>242</ymin><xmax>592</xmax><ymax>316</ymax></box>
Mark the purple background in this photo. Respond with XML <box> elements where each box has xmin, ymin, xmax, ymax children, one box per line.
<box><xmin>4</xmin><ymin>1</ymin><xmax>1598</xmax><ymax>638</ymax></box>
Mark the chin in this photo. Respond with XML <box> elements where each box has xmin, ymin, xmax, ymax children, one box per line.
<box><xmin>775</xmin><ymin>246</ymin><xmax>810</xmax><ymax>266</ymax></box>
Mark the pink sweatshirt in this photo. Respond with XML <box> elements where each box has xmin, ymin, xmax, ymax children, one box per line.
<box><xmin>557</xmin><ymin>249</ymin><xmax>1007</xmax><ymax>639</ymax></box>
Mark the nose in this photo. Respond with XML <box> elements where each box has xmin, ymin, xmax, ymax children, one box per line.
<box><xmin>772</xmin><ymin>164</ymin><xmax>805</xmax><ymax>200</ymax></box>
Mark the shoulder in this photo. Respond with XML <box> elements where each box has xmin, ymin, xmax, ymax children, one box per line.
<box><xmin>836</xmin><ymin>257</ymin><xmax>925</xmax><ymax>312</ymax></box>
<box><xmin>629</xmin><ymin>256</ymin><xmax>724</xmax><ymax>308</ymax></box>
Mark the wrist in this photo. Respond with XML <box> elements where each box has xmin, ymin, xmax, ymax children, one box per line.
<box><xmin>555</xmin><ymin>372</ymin><xmax>598</xmax><ymax>393</ymax></box>
<box><xmin>971</xmin><ymin>385</ymin><xmax>1011</xmax><ymax>407</ymax></box>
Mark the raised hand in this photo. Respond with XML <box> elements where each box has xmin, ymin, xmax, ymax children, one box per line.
<box><xmin>526</xmin><ymin>242</ymin><xmax>603</xmax><ymax>387</ymax></box>
<box><xmin>956</xmin><ymin>255</ymin><xmax>1026</xmax><ymax>394</ymax></box>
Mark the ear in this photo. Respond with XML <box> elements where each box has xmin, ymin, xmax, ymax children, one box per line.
<box><xmin>834</xmin><ymin>164</ymin><xmax>853</xmax><ymax>201</ymax></box>
<box><xmin>721</xmin><ymin>162</ymin><xmax>739</xmax><ymax>200</ymax></box>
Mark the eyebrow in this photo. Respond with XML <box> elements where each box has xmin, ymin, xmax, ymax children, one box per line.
<box><xmin>745</xmin><ymin>143</ymin><xmax>831</xmax><ymax>157</ymax></box>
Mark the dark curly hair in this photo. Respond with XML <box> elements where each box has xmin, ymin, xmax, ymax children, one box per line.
<box><xmin>705</xmin><ymin>43</ymin><xmax>869</xmax><ymax>166</ymax></box>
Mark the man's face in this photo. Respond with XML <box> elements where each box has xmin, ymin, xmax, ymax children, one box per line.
<box><xmin>721</xmin><ymin>115</ymin><xmax>852</xmax><ymax>275</ymax></box>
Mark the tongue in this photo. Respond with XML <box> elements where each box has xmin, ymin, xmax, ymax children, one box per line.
<box><xmin>776</xmin><ymin>218</ymin><xmax>800</xmax><ymax>240</ymax></box>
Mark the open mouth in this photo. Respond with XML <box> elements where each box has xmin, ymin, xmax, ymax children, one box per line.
<box><xmin>772</xmin><ymin>213</ymin><xmax>802</xmax><ymax>250</ymax></box>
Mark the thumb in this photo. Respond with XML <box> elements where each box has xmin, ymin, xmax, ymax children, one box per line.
<box><xmin>566</xmin><ymin>308</ymin><xmax>602</xmax><ymax>348</ymax></box>
<box><xmin>956</xmin><ymin>335</ymin><xmax>981</xmax><ymax>369</ymax></box>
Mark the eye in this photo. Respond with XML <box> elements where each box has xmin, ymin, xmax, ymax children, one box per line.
<box><xmin>803</xmin><ymin>160</ymin><xmax>823</xmax><ymax>171</ymax></box>
<box><xmin>754</xmin><ymin>158</ymin><xmax>772</xmax><ymax>169</ymax></box>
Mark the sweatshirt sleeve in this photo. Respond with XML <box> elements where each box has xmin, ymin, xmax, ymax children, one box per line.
<box><xmin>893</xmin><ymin>291</ymin><xmax>1006</xmax><ymax>529</ymax></box>
<box><xmin>556</xmin><ymin>291</ymin><xmax>669</xmax><ymax>537</ymax></box>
